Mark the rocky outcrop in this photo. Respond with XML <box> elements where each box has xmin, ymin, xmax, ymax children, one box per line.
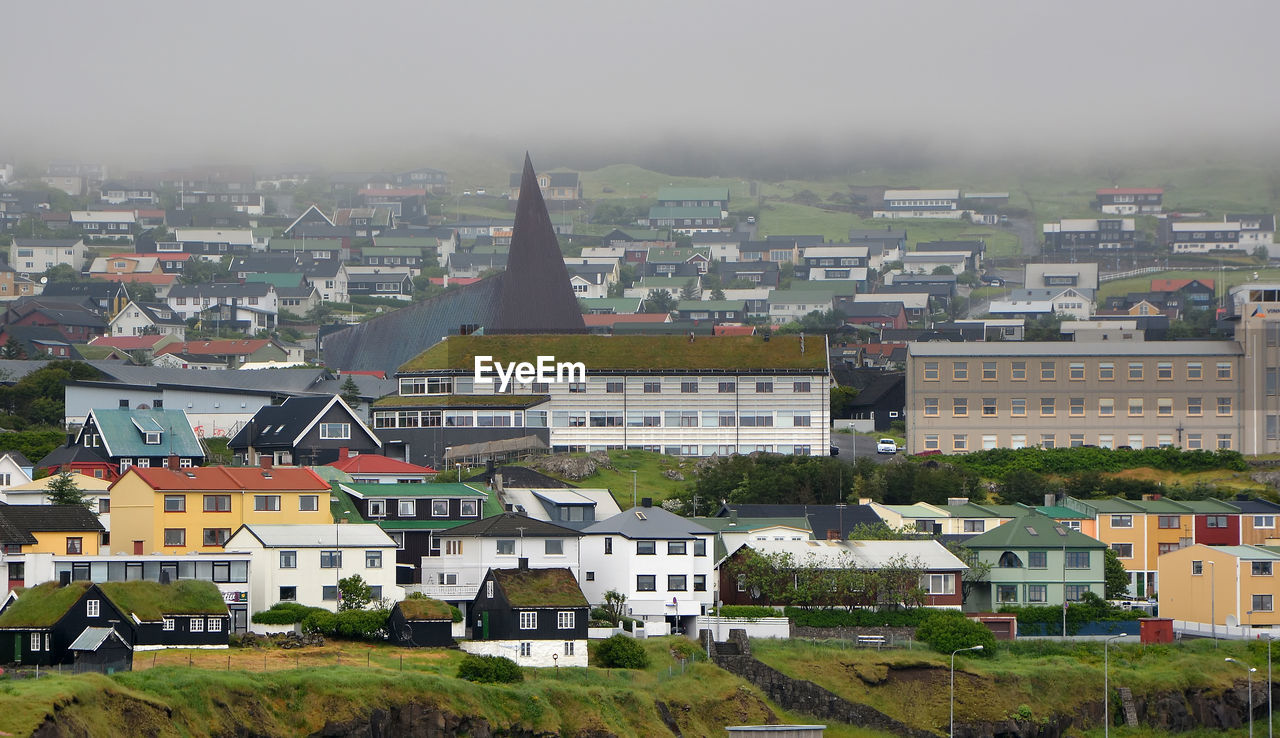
<box><xmin>309</xmin><ymin>703</ymin><xmax>566</xmax><ymax>738</ymax></box>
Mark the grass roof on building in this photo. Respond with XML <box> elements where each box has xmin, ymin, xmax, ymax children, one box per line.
<box><xmin>398</xmin><ymin>597</ymin><xmax>455</xmax><ymax>621</ymax></box>
<box><xmin>492</xmin><ymin>567</ymin><xmax>587</xmax><ymax>608</ymax></box>
<box><xmin>0</xmin><ymin>581</ymin><xmax>90</xmax><ymax>628</ymax></box>
<box><xmin>98</xmin><ymin>580</ymin><xmax>228</xmax><ymax>620</ymax></box>
<box><xmin>399</xmin><ymin>334</ymin><xmax>827</xmax><ymax>373</ymax></box>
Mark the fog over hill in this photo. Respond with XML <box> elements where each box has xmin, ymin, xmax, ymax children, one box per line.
<box><xmin>5</xmin><ymin>0</ymin><xmax>1279</xmax><ymax>175</ymax></box>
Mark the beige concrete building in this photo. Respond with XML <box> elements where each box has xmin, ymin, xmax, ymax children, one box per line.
<box><xmin>906</xmin><ymin>341</ymin><xmax>1244</xmax><ymax>454</ymax></box>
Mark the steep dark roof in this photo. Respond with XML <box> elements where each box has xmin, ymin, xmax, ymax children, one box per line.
<box><xmin>491</xmin><ymin>155</ymin><xmax>585</xmax><ymax>335</ymax></box>
<box><xmin>1</xmin><ymin>451</ymin><xmax>32</xmax><ymax>467</ymax></box>
<box><xmin>715</xmin><ymin>503</ymin><xmax>882</xmax><ymax>540</ymax></box>
<box><xmin>490</xmin><ymin>567</ymin><xmax>587</xmax><ymax>608</ymax></box>
<box><xmin>227</xmin><ymin>395</ymin><xmax>369</xmax><ymax>450</ymax></box>
<box><xmin>35</xmin><ymin>444</ymin><xmax>110</xmax><ymax>470</ymax></box>
<box><xmin>846</xmin><ymin>373</ymin><xmax>904</xmax><ymax>409</ymax></box>
<box><xmin>465</xmin><ymin>465</ymin><xmax>577</xmax><ymax>489</ymax></box>
<box><xmin>444</xmin><ymin>513</ymin><xmax>578</xmax><ymax>538</ymax></box>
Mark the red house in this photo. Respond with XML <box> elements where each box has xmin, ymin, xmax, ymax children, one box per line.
<box><xmin>1191</xmin><ymin>500</ymin><xmax>1241</xmax><ymax>546</ymax></box>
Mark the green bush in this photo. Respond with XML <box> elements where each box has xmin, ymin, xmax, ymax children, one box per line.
<box><xmin>251</xmin><ymin>602</ymin><xmax>327</xmax><ymax>625</ymax></box>
<box><xmin>716</xmin><ymin>605</ymin><xmax>780</xmax><ymax>619</ymax></box>
<box><xmin>593</xmin><ymin>634</ymin><xmax>650</xmax><ymax>668</ymax></box>
<box><xmin>783</xmin><ymin>607</ymin><xmax>931</xmax><ymax>628</ymax></box>
<box><xmin>945</xmin><ymin>446</ymin><xmax>1247</xmax><ymax>478</ymax></box>
<box><xmin>914</xmin><ymin>611</ymin><xmax>995</xmax><ymax>656</ymax></box>
<box><xmin>999</xmin><ymin>592</ymin><xmax>1135</xmax><ymax>634</ymax></box>
<box><xmin>300</xmin><ymin>608</ymin><xmax>389</xmax><ymax>641</ymax></box>
<box><xmin>457</xmin><ymin>654</ymin><xmax>524</xmax><ymax>683</ymax></box>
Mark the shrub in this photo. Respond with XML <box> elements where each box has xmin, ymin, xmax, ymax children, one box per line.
<box><xmin>914</xmin><ymin>611</ymin><xmax>995</xmax><ymax>656</ymax></box>
<box><xmin>783</xmin><ymin>607</ymin><xmax>931</xmax><ymax>628</ymax></box>
<box><xmin>251</xmin><ymin>602</ymin><xmax>327</xmax><ymax>625</ymax></box>
<box><xmin>300</xmin><ymin>608</ymin><xmax>390</xmax><ymax>641</ymax></box>
<box><xmin>457</xmin><ymin>654</ymin><xmax>524</xmax><ymax>683</ymax></box>
<box><xmin>593</xmin><ymin>634</ymin><xmax>650</xmax><ymax>668</ymax></box>
<box><xmin>716</xmin><ymin>605</ymin><xmax>779</xmax><ymax>619</ymax></box>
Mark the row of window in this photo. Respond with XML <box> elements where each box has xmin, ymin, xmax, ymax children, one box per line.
<box><xmin>440</xmin><ymin>539</ymin><xmax>566</xmax><ymax>556</ymax></box>
<box><xmin>603</xmin><ymin>537</ymin><xmax>707</xmax><ymax>556</ymax></box>
<box><xmin>58</xmin><ymin>560</ymin><xmax>247</xmax><ymax>583</ymax></box>
<box><xmin>163</xmin><ymin>495</ymin><xmax>321</xmax><ymax>513</ymax></box>
<box><xmin>518</xmin><ymin>610</ymin><xmax>578</xmax><ymax>630</ymax></box>
<box><xmin>921</xmin><ymin>432</ymin><xmax>1233</xmax><ymax>452</ymax></box>
<box><xmin>997</xmin><ymin>551</ymin><xmax>1092</xmax><ymax>568</ymax></box>
<box><xmin>1108</xmin><ymin>514</ymin><xmax>1231</xmax><ymax>529</ymax></box>
<box><xmin>921</xmin><ymin>360</ymin><xmax>1233</xmax><ymax>382</ymax></box>
<box><xmin>996</xmin><ymin>584</ymin><xmax>1092</xmax><ymax>604</ymax></box>
<box><xmin>172</xmin><ymin>296</ymin><xmax>264</xmax><ymax>306</ymax></box>
<box><xmin>551</xmin><ymin>410</ymin><xmax>812</xmax><ymax>429</ymax></box>
<box><xmin>397</xmin><ymin>377</ymin><xmax>814</xmax><ymax>397</ymax></box>
<box><xmin>637</xmin><ymin>574</ymin><xmax>707</xmax><ymax>592</ymax></box>
<box><xmin>366</xmin><ymin>498</ymin><xmax>480</xmax><ymax>518</ymax></box>
<box><xmin>924</xmin><ymin>396</ymin><xmax>1234</xmax><ymax>418</ymax></box>
<box><xmin>373</xmin><ymin>410</ymin><xmax>536</xmax><ymax>429</ymax></box>
<box><xmin>161</xmin><ymin>616</ymin><xmax>224</xmax><ymax>632</ymax></box>
<box><xmin>286</xmin><ymin>584</ymin><xmax>383</xmax><ymax>602</ymax></box>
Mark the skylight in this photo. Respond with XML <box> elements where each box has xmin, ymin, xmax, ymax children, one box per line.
<box><xmin>1025</xmin><ymin>526</ymin><xmax>1039</xmax><ymax>536</ymax></box>
<box><xmin>1054</xmin><ymin>527</ymin><xmax>1068</xmax><ymax>536</ymax></box>
<box><xmin>635</xmin><ymin>511</ymin><xmax>647</xmax><ymax>520</ymax></box>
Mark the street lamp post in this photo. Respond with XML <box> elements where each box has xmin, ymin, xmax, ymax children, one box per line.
<box><xmin>951</xmin><ymin>645</ymin><xmax>984</xmax><ymax>737</ymax></box>
<box><xmin>1226</xmin><ymin>657</ymin><xmax>1258</xmax><ymax>738</ymax></box>
<box><xmin>1210</xmin><ymin>560</ymin><xmax>1217</xmax><ymax>647</ymax></box>
<box><xmin>631</xmin><ymin>469</ymin><xmax>638</xmax><ymax>509</ymax></box>
<box><xmin>1104</xmin><ymin>633</ymin><xmax>1128</xmax><ymax>738</ymax></box>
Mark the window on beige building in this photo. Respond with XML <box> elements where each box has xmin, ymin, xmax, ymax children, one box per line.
<box><xmin>924</xmin><ymin>362</ymin><xmax>939</xmax><ymax>381</ymax></box>
<box><xmin>953</xmin><ymin>361</ymin><xmax>968</xmax><ymax>380</ymax></box>
<box><xmin>1040</xmin><ymin>397</ymin><xmax>1055</xmax><ymax>417</ymax></box>
<box><xmin>982</xmin><ymin>398</ymin><xmax>997</xmax><ymax>416</ymax></box>
<box><xmin>1040</xmin><ymin>434</ymin><xmax>1056</xmax><ymax>448</ymax></box>
<box><xmin>1069</xmin><ymin>397</ymin><xmax>1084</xmax><ymax>417</ymax></box>
<box><xmin>1012</xmin><ymin>361</ymin><xmax>1026</xmax><ymax>380</ymax></box>
<box><xmin>1187</xmin><ymin>362</ymin><xmax>1202</xmax><ymax>380</ymax></box>
<box><xmin>1069</xmin><ymin>362</ymin><xmax>1085</xmax><ymax>380</ymax></box>
<box><xmin>953</xmin><ymin>397</ymin><xmax>968</xmax><ymax>417</ymax></box>
<box><xmin>1011</xmin><ymin>398</ymin><xmax>1027</xmax><ymax>416</ymax></box>
<box><xmin>1040</xmin><ymin>361</ymin><xmax>1055</xmax><ymax>381</ymax></box>
<box><xmin>1128</xmin><ymin>398</ymin><xmax>1143</xmax><ymax>416</ymax></box>
<box><xmin>1157</xmin><ymin>398</ymin><xmax>1172</xmax><ymax>416</ymax></box>
<box><xmin>1099</xmin><ymin>398</ymin><xmax>1114</xmax><ymax>416</ymax></box>
<box><xmin>1217</xmin><ymin>362</ymin><xmax>1233</xmax><ymax>380</ymax></box>
<box><xmin>982</xmin><ymin>361</ymin><xmax>997</xmax><ymax>380</ymax></box>
<box><xmin>953</xmin><ymin>434</ymin><xmax>968</xmax><ymax>451</ymax></box>
<box><xmin>924</xmin><ymin>398</ymin><xmax>939</xmax><ymax>416</ymax></box>
<box><xmin>1099</xmin><ymin>362</ymin><xmax>1115</xmax><ymax>380</ymax></box>
<box><xmin>1157</xmin><ymin>362</ymin><xmax>1173</xmax><ymax>380</ymax></box>
<box><xmin>1128</xmin><ymin>362</ymin><xmax>1143</xmax><ymax>380</ymax></box>
<box><xmin>1098</xmin><ymin>434</ymin><xmax>1114</xmax><ymax>449</ymax></box>
<box><xmin>1217</xmin><ymin>397</ymin><xmax>1233</xmax><ymax>416</ymax></box>
<box><xmin>1011</xmin><ymin>434</ymin><xmax>1027</xmax><ymax>449</ymax></box>
<box><xmin>1187</xmin><ymin>433</ymin><xmax>1202</xmax><ymax>449</ymax></box>
<box><xmin>1187</xmin><ymin>397</ymin><xmax>1202</xmax><ymax>416</ymax></box>
<box><xmin>924</xmin><ymin>435</ymin><xmax>939</xmax><ymax>450</ymax></box>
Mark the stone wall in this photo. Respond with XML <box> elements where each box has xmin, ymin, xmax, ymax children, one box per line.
<box><xmin>789</xmin><ymin>625</ymin><xmax>916</xmax><ymax>642</ymax></box>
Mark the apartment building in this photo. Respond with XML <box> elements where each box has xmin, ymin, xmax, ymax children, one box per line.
<box><xmin>1158</xmin><ymin>544</ymin><xmax>1280</xmax><ymax>628</ymax></box>
<box><xmin>372</xmin><ymin>334</ymin><xmax>831</xmax><ymax>468</ymax></box>
<box><xmin>905</xmin><ymin>341</ymin><xmax>1244</xmax><ymax>455</ymax></box>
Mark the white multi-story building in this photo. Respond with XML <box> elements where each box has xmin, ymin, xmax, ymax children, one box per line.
<box><xmin>873</xmin><ymin>189</ymin><xmax>962</xmax><ymax>219</ymax></box>
<box><xmin>9</xmin><ymin>238</ymin><xmax>86</xmax><ymax>275</ymax></box>
<box><xmin>1165</xmin><ymin>221</ymin><xmax>1244</xmax><ymax>254</ymax></box>
<box><xmin>372</xmin><ymin>334</ymin><xmax>832</xmax><ymax>469</ymax></box>
<box><xmin>579</xmin><ymin>504</ymin><xmax>714</xmax><ymax>630</ymax></box>
<box><xmin>224</xmin><ymin>524</ymin><xmax>402</xmax><ymax>617</ymax></box>
<box><xmin>415</xmin><ymin>514</ymin><xmax>581</xmax><ymax>610</ymax></box>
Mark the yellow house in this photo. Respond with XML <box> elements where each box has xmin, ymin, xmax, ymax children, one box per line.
<box><xmin>110</xmin><ymin>465</ymin><xmax>333</xmax><ymax>554</ymax></box>
<box><xmin>1067</xmin><ymin>497</ymin><xmax>1198</xmax><ymax>598</ymax></box>
<box><xmin>0</xmin><ymin>503</ymin><xmax>105</xmax><ymax>591</ymax></box>
<box><xmin>1158</xmin><ymin>544</ymin><xmax>1280</xmax><ymax>628</ymax></box>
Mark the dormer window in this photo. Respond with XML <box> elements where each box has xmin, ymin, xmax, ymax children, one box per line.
<box><xmin>144</xmin><ymin>431</ymin><xmax>161</xmax><ymax>445</ymax></box>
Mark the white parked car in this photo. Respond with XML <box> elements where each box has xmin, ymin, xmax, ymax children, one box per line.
<box><xmin>876</xmin><ymin>438</ymin><xmax>898</xmax><ymax>454</ymax></box>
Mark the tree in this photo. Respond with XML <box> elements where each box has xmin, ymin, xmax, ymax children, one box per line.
<box><xmin>945</xmin><ymin>542</ymin><xmax>992</xmax><ymax>605</ymax></box>
<box><xmin>43</xmin><ymin>264</ymin><xmax>82</xmax><ymax>283</ymax></box>
<box><xmin>599</xmin><ymin>589</ymin><xmax>628</xmax><ymax>623</ymax></box>
<box><xmin>830</xmin><ymin>385</ymin><xmax>859</xmax><ymax>418</ymax></box>
<box><xmin>711</xmin><ymin>288</ymin><xmax>726</xmax><ymax>301</ymax></box>
<box><xmin>338</xmin><ymin>574</ymin><xmax>375</xmax><ymax>611</ymax></box>
<box><xmin>679</xmin><ymin>278</ymin><xmax>699</xmax><ymax>301</ymax></box>
<box><xmin>642</xmin><ymin>289</ymin><xmax>677</xmax><ymax>314</ymax></box>
<box><xmin>931</xmin><ymin>265</ymin><xmax>954</xmax><ymax>275</ymax></box>
<box><xmin>1103</xmin><ymin>547</ymin><xmax>1130</xmax><ymax>599</ymax></box>
<box><xmin>126</xmin><ymin>281</ymin><xmax>158</xmax><ymax>303</ymax></box>
<box><xmin>996</xmin><ymin>469</ymin><xmax>1057</xmax><ymax>506</ymax></box>
<box><xmin>339</xmin><ymin>375</ymin><xmax>361</xmax><ymax>407</ymax></box>
<box><xmin>0</xmin><ymin>337</ymin><xmax>26</xmax><ymax>360</ymax></box>
<box><xmin>594</xmin><ymin>634</ymin><xmax>650</xmax><ymax>668</ymax></box>
<box><xmin>46</xmin><ymin>471</ymin><xmax>90</xmax><ymax>506</ymax></box>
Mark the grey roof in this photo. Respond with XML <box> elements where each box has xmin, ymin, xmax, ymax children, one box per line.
<box><xmin>441</xmin><ymin>513</ymin><xmax>579</xmax><ymax>538</ymax></box>
<box><xmin>907</xmin><ymin>340</ymin><xmax>1241</xmax><ymax>357</ymax></box>
<box><xmin>68</xmin><ymin>626</ymin><xmax>122</xmax><ymax>652</ymax></box>
<box><xmin>12</xmin><ymin>238</ymin><xmax>81</xmax><ymax>248</ymax></box>
<box><xmin>168</xmin><ymin>282</ymin><xmax>273</xmax><ymax>298</ymax></box>
<box><xmin>582</xmin><ymin>505</ymin><xmax>712</xmax><ymax>539</ymax></box>
<box><xmin>228</xmin><ymin>523</ymin><xmax>395</xmax><ymax>548</ymax></box>
<box><xmin>0</xmin><ymin>451</ymin><xmax>32</xmax><ymax>467</ymax></box>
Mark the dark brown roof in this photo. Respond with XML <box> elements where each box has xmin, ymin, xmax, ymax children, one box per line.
<box><xmin>0</xmin><ymin>502</ymin><xmax>104</xmax><ymax>545</ymax></box>
<box><xmin>491</xmin><ymin>154</ymin><xmax>585</xmax><ymax>334</ymax></box>
<box><xmin>491</xmin><ymin>567</ymin><xmax>587</xmax><ymax>608</ymax></box>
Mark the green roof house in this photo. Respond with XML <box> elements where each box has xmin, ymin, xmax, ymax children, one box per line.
<box><xmin>962</xmin><ymin>511</ymin><xmax>1107</xmax><ymax>613</ymax></box>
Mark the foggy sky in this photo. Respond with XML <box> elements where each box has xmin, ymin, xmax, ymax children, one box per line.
<box><xmin>6</xmin><ymin>0</ymin><xmax>1280</xmax><ymax>170</ymax></box>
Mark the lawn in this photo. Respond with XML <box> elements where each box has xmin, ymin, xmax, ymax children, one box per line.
<box><xmin>1097</xmin><ymin>268</ymin><xmax>1280</xmax><ymax>301</ymax></box>
<box><xmin>530</xmin><ymin>449</ymin><xmax>697</xmax><ymax>508</ymax></box>
<box><xmin>751</xmin><ymin>637</ymin><xmax>1277</xmax><ymax>736</ymax></box>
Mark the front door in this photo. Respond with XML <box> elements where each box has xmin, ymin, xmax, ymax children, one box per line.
<box><xmin>481</xmin><ymin>611</ymin><xmax>489</xmax><ymax>639</ymax></box>
<box><xmin>133</xmin><ymin>541</ymin><xmax>144</xmax><ymax>555</ymax></box>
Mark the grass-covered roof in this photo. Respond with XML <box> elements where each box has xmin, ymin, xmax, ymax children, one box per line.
<box><xmin>0</xmin><ymin>581</ymin><xmax>89</xmax><ymax>628</ymax></box>
<box><xmin>0</xmin><ymin>579</ymin><xmax>227</xmax><ymax>628</ymax></box>
<box><xmin>399</xmin><ymin>334</ymin><xmax>827</xmax><ymax>373</ymax></box>
<box><xmin>397</xmin><ymin>597</ymin><xmax>455</xmax><ymax>621</ymax></box>
<box><xmin>492</xmin><ymin>567</ymin><xmax>587</xmax><ymax>608</ymax></box>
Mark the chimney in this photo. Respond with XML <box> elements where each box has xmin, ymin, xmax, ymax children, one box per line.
<box><xmin>58</xmin><ymin>571</ymin><xmax>71</xmax><ymax>586</ymax></box>
<box><xmin>858</xmin><ymin>498</ymin><xmax>872</xmax><ymax>505</ymax></box>
<box><xmin>167</xmin><ymin>454</ymin><xmax>180</xmax><ymax>471</ymax></box>
<box><xmin>494</xmin><ymin>473</ymin><xmax>504</xmax><ymax>493</ymax></box>
<box><xmin>827</xmin><ymin>529</ymin><xmax>841</xmax><ymax>541</ymax></box>
<box><xmin>339</xmin><ymin>447</ymin><xmax>349</xmax><ymax>460</ymax></box>
<box><xmin>1045</xmin><ymin>493</ymin><xmax>1056</xmax><ymax>508</ymax></box>
<box><xmin>260</xmin><ymin>455</ymin><xmax>273</xmax><ymax>470</ymax></box>
<box><xmin>517</xmin><ymin>557</ymin><xmax>529</xmax><ymax>570</ymax></box>
<box><xmin>729</xmin><ymin>509</ymin><xmax>738</xmax><ymax>524</ymax></box>
<box><xmin>641</xmin><ymin>497</ymin><xmax>653</xmax><ymax>508</ymax></box>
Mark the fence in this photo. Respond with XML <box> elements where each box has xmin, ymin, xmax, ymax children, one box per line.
<box><xmin>1172</xmin><ymin>619</ymin><xmax>1256</xmax><ymax>640</ymax></box>
<box><xmin>695</xmin><ymin>616</ymin><xmax>790</xmax><ymax>640</ymax></box>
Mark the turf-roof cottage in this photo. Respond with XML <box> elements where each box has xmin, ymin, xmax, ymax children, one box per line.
<box><xmin>387</xmin><ymin>596</ymin><xmax>457</xmax><ymax>647</ymax></box>
<box><xmin>462</xmin><ymin>564</ymin><xmax>588</xmax><ymax>667</ymax></box>
<box><xmin>0</xmin><ymin>580</ymin><xmax>229</xmax><ymax>667</ymax></box>
<box><xmin>372</xmin><ymin>334</ymin><xmax>831</xmax><ymax>469</ymax></box>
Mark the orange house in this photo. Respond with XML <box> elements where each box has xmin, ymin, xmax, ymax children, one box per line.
<box><xmin>1158</xmin><ymin>544</ymin><xmax>1280</xmax><ymax>628</ymax></box>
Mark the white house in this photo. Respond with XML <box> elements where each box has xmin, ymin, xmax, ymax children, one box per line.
<box><xmin>108</xmin><ymin>300</ymin><xmax>187</xmax><ymax>339</ymax></box>
<box><xmin>900</xmin><ymin>251</ymin><xmax>970</xmax><ymax>275</ymax></box>
<box><xmin>0</xmin><ymin>452</ymin><xmax>34</xmax><ymax>497</ymax></box>
<box><xmin>10</xmin><ymin>238</ymin><xmax>87</xmax><ymax>274</ymax></box>
<box><xmin>224</xmin><ymin>523</ymin><xmax>402</xmax><ymax>619</ymax></box>
<box><xmin>70</xmin><ymin>211</ymin><xmax>135</xmax><ymax>242</ymax></box>
<box><xmin>767</xmin><ymin>289</ymin><xmax>836</xmax><ymax>324</ymax></box>
<box><xmin>579</xmin><ymin>504</ymin><xmax>714</xmax><ymax>631</ymax></box>
<box><xmin>874</xmin><ymin>189</ymin><xmax>962</xmax><ymax>219</ymax></box>
<box><xmin>416</xmin><ymin>514</ymin><xmax>581</xmax><ymax>610</ymax></box>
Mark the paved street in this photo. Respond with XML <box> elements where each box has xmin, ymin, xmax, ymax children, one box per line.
<box><xmin>830</xmin><ymin>432</ymin><xmax>897</xmax><ymax>464</ymax></box>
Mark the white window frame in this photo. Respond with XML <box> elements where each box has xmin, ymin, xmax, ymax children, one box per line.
<box><xmin>190</xmin><ymin>617</ymin><xmax>204</xmax><ymax>633</ymax></box>
<box><xmin>557</xmin><ymin>611</ymin><xmax>575</xmax><ymax>629</ymax></box>
<box><xmin>87</xmin><ymin>599</ymin><xmax>100</xmax><ymax>617</ymax></box>
<box><xmin>519</xmin><ymin>611</ymin><xmax>537</xmax><ymax>630</ymax></box>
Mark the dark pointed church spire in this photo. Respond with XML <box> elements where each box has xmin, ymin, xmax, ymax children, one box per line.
<box><xmin>492</xmin><ymin>153</ymin><xmax>586</xmax><ymax>333</ymax></box>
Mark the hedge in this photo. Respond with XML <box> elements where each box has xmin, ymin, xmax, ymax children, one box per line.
<box><xmin>715</xmin><ymin>605</ymin><xmax>781</xmax><ymax>619</ymax></box>
<box><xmin>457</xmin><ymin>654</ymin><xmax>523</xmax><ymax>683</ymax></box>
<box><xmin>783</xmin><ymin>607</ymin><xmax>931</xmax><ymax>628</ymax></box>
<box><xmin>999</xmin><ymin>592</ymin><xmax>1136</xmax><ymax>635</ymax></box>
<box><xmin>300</xmin><ymin>608</ymin><xmax>390</xmax><ymax>640</ymax></box>
<box><xmin>915</xmin><ymin>610</ymin><xmax>995</xmax><ymax>656</ymax></box>
<box><xmin>944</xmin><ymin>446</ymin><xmax>1247</xmax><ymax>477</ymax></box>
<box><xmin>251</xmin><ymin>603</ymin><xmax>327</xmax><ymax>625</ymax></box>
<box><xmin>593</xmin><ymin>634</ymin><xmax>650</xmax><ymax>668</ymax></box>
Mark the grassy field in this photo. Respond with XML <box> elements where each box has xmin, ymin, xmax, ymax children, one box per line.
<box><xmin>752</xmin><ymin>637</ymin><xmax>1275</xmax><ymax>736</ymax></box>
<box><xmin>530</xmin><ymin>449</ymin><xmax>696</xmax><ymax>508</ymax></box>
<box><xmin>1097</xmin><ymin>268</ymin><xmax>1280</xmax><ymax>301</ymax></box>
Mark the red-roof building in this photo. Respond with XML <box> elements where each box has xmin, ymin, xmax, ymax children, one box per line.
<box><xmin>1150</xmin><ymin>278</ymin><xmax>1214</xmax><ymax>293</ymax></box>
<box><xmin>327</xmin><ymin>452</ymin><xmax>437</xmax><ymax>483</ymax></box>
<box><xmin>89</xmin><ymin>335</ymin><xmax>179</xmax><ymax>352</ymax></box>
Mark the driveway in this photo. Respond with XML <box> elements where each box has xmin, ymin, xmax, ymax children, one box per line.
<box><xmin>830</xmin><ymin>432</ymin><xmax>896</xmax><ymax>464</ymax></box>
